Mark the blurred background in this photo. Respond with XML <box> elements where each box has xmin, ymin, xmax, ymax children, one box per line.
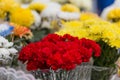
<box><xmin>95</xmin><ymin>0</ymin><xmax>114</xmax><ymax>14</ymax></box>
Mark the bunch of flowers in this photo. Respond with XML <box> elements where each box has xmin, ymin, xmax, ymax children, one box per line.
<box><xmin>0</xmin><ymin>0</ymin><xmax>42</xmax><ymax>29</ymax></box>
<box><xmin>0</xmin><ymin>0</ymin><xmax>20</xmax><ymax>20</ymax></box>
<box><xmin>57</xmin><ymin>4</ymin><xmax>80</xmax><ymax>21</ymax></box>
<box><xmin>101</xmin><ymin>0</ymin><xmax>120</xmax><ymax>27</ymax></box>
<box><xmin>61</xmin><ymin>4</ymin><xmax>80</xmax><ymax>12</ymax></box>
<box><xmin>56</xmin><ymin>19</ymin><xmax>120</xmax><ymax>80</ymax></box>
<box><xmin>56</xmin><ymin>19</ymin><xmax>120</xmax><ymax>49</ymax></box>
<box><xmin>10</xmin><ymin>23</ymin><xmax>33</xmax><ymax>39</ymax></box>
<box><xmin>80</xmin><ymin>12</ymin><xmax>100</xmax><ymax>21</ymax></box>
<box><xmin>29</xmin><ymin>2</ymin><xmax>46</xmax><ymax>12</ymax></box>
<box><xmin>40</xmin><ymin>2</ymin><xmax>80</xmax><ymax>30</ymax></box>
<box><xmin>107</xmin><ymin>8</ymin><xmax>120</xmax><ymax>22</ymax></box>
<box><xmin>9</xmin><ymin>23</ymin><xmax>33</xmax><ymax>50</ymax></box>
<box><xmin>18</xmin><ymin>34</ymin><xmax>101</xmax><ymax>71</ymax></box>
<box><xmin>0</xmin><ymin>36</ymin><xmax>18</xmax><ymax>66</ymax></box>
<box><xmin>10</xmin><ymin>8</ymin><xmax>34</xmax><ymax>27</ymax></box>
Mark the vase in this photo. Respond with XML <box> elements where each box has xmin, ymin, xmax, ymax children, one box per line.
<box><xmin>91</xmin><ymin>66</ymin><xmax>116</xmax><ymax>80</ymax></box>
<box><xmin>31</xmin><ymin>60</ymin><xmax>93</xmax><ymax>80</ymax></box>
<box><xmin>91</xmin><ymin>40</ymin><xmax>120</xmax><ymax>80</ymax></box>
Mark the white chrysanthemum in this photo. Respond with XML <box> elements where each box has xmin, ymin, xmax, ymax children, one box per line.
<box><xmin>7</xmin><ymin>48</ymin><xmax>18</xmax><ymax>54</ymax></box>
<box><xmin>47</xmin><ymin>2</ymin><xmax>61</xmax><ymax>8</ymax></box>
<box><xmin>69</xmin><ymin>0</ymin><xmax>93</xmax><ymax>11</ymax></box>
<box><xmin>0</xmin><ymin>36</ymin><xmax>9</xmax><ymax>46</ymax></box>
<box><xmin>0</xmin><ymin>48</ymin><xmax>10</xmax><ymax>59</ymax></box>
<box><xmin>0</xmin><ymin>48</ymin><xmax>17</xmax><ymax>60</ymax></box>
<box><xmin>101</xmin><ymin>0</ymin><xmax>120</xmax><ymax>19</ymax></box>
<box><xmin>0</xmin><ymin>36</ymin><xmax>16</xmax><ymax>49</ymax></box>
<box><xmin>57</xmin><ymin>12</ymin><xmax>80</xmax><ymax>20</ymax></box>
<box><xmin>0</xmin><ymin>36</ymin><xmax>18</xmax><ymax>61</ymax></box>
<box><xmin>41</xmin><ymin>21</ymin><xmax>51</xmax><ymax>29</ymax></box>
<box><xmin>0</xmin><ymin>36</ymin><xmax>14</xmax><ymax>48</ymax></box>
<box><xmin>31</xmin><ymin>10</ymin><xmax>41</xmax><ymax>29</ymax></box>
<box><xmin>41</xmin><ymin>2</ymin><xmax>61</xmax><ymax>19</ymax></box>
<box><xmin>3</xmin><ymin>42</ymin><xmax>13</xmax><ymax>48</ymax></box>
<box><xmin>21</xmin><ymin>4</ymin><xmax>29</xmax><ymax>8</ymax></box>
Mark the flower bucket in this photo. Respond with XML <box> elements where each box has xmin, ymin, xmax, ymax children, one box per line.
<box><xmin>91</xmin><ymin>66</ymin><xmax>115</xmax><ymax>80</ymax></box>
<box><xmin>31</xmin><ymin>60</ymin><xmax>93</xmax><ymax>80</ymax></box>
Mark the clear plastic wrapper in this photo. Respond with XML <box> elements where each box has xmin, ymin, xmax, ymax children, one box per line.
<box><xmin>0</xmin><ymin>67</ymin><xmax>35</xmax><ymax>80</ymax></box>
<box><xmin>91</xmin><ymin>66</ymin><xmax>115</xmax><ymax>80</ymax></box>
<box><xmin>31</xmin><ymin>60</ymin><xmax>93</xmax><ymax>80</ymax></box>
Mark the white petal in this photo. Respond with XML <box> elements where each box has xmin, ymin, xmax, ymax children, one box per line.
<box><xmin>114</xmin><ymin>0</ymin><xmax>120</xmax><ymax>7</ymax></box>
<box><xmin>101</xmin><ymin>0</ymin><xmax>120</xmax><ymax>19</ymax></box>
<box><xmin>0</xmin><ymin>48</ymin><xmax>10</xmax><ymax>58</ymax></box>
<box><xmin>57</xmin><ymin>12</ymin><xmax>80</xmax><ymax>20</ymax></box>
<box><xmin>3</xmin><ymin>42</ymin><xmax>13</xmax><ymax>48</ymax></box>
<box><xmin>41</xmin><ymin>21</ymin><xmax>51</xmax><ymax>29</ymax></box>
<box><xmin>8</xmin><ymin>48</ymin><xmax>18</xmax><ymax>54</ymax></box>
<box><xmin>41</xmin><ymin>2</ymin><xmax>61</xmax><ymax>19</ymax></box>
<box><xmin>21</xmin><ymin>4</ymin><xmax>29</xmax><ymax>9</ymax></box>
<box><xmin>69</xmin><ymin>0</ymin><xmax>93</xmax><ymax>10</ymax></box>
<box><xmin>0</xmin><ymin>36</ymin><xmax>8</xmax><ymax>44</ymax></box>
<box><xmin>101</xmin><ymin>5</ymin><xmax>115</xmax><ymax>20</ymax></box>
<box><xmin>31</xmin><ymin>11</ymin><xmax>41</xmax><ymax>27</ymax></box>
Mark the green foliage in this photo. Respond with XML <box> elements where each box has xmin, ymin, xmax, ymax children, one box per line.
<box><xmin>30</xmin><ymin>28</ymin><xmax>54</xmax><ymax>42</ymax></box>
<box><xmin>94</xmin><ymin>40</ymin><xmax>120</xmax><ymax>67</ymax></box>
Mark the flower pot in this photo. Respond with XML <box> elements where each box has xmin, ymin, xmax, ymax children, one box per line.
<box><xmin>31</xmin><ymin>61</ymin><xmax>93</xmax><ymax>80</ymax></box>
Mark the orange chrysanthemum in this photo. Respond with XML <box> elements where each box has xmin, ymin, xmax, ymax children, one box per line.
<box><xmin>10</xmin><ymin>23</ymin><xmax>33</xmax><ymax>39</ymax></box>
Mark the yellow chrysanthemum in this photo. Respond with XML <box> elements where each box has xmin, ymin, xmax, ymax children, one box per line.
<box><xmin>114</xmin><ymin>21</ymin><xmax>120</xmax><ymax>27</ymax></box>
<box><xmin>63</xmin><ymin>21</ymin><xmax>83</xmax><ymax>27</ymax></box>
<box><xmin>0</xmin><ymin>0</ymin><xmax>20</xmax><ymax>12</ymax></box>
<box><xmin>0</xmin><ymin>0</ymin><xmax>20</xmax><ymax>19</ymax></box>
<box><xmin>107</xmin><ymin>8</ymin><xmax>120</xmax><ymax>22</ymax></box>
<box><xmin>102</xmin><ymin>29</ymin><xmax>116</xmax><ymax>42</ymax></box>
<box><xmin>56</xmin><ymin>19</ymin><xmax>120</xmax><ymax>49</ymax></box>
<box><xmin>56</xmin><ymin>26</ymin><xmax>88</xmax><ymax>39</ymax></box>
<box><xmin>109</xmin><ymin>39</ymin><xmax>120</xmax><ymax>48</ymax></box>
<box><xmin>0</xmin><ymin>9</ymin><xmax>6</xmax><ymax>19</ymax></box>
<box><xmin>61</xmin><ymin>4</ymin><xmax>80</xmax><ymax>12</ymax></box>
<box><xmin>29</xmin><ymin>3</ymin><xmax>46</xmax><ymax>12</ymax></box>
<box><xmin>89</xmin><ymin>25</ymin><xmax>103</xmax><ymax>34</ymax></box>
<box><xmin>10</xmin><ymin>8</ymin><xmax>34</xmax><ymax>27</ymax></box>
<box><xmin>80</xmin><ymin>12</ymin><xmax>100</xmax><ymax>21</ymax></box>
<box><xmin>56</xmin><ymin>21</ymin><xmax>89</xmax><ymax>39</ymax></box>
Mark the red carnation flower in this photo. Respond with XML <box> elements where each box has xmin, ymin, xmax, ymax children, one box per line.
<box><xmin>18</xmin><ymin>34</ymin><xmax>101</xmax><ymax>71</ymax></box>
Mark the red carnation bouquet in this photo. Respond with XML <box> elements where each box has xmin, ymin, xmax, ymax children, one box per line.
<box><xmin>18</xmin><ymin>34</ymin><xmax>101</xmax><ymax>80</ymax></box>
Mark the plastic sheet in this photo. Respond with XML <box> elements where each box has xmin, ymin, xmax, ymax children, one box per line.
<box><xmin>31</xmin><ymin>61</ymin><xmax>93</xmax><ymax>80</ymax></box>
<box><xmin>91</xmin><ymin>66</ymin><xmax>115</xmax><ymax>80</ymax></box>
<box><xmin>0</xmin><ymin>67</ymin><xmax>35</xmax><ymax>80</ymax></box>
